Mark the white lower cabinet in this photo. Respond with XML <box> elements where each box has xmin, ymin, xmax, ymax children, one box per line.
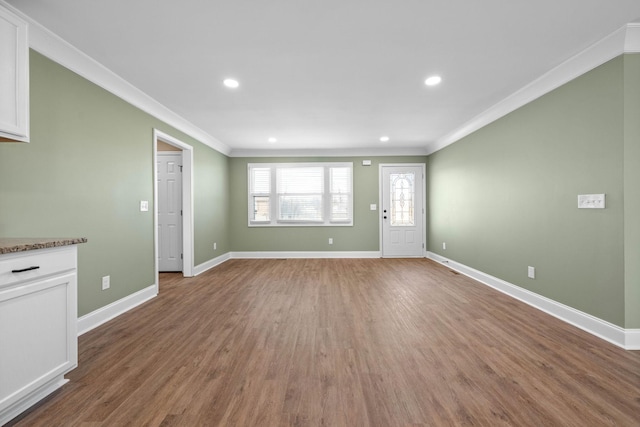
<box><xmin>0</xmin><ymin>246</ymin><xmax>78</xmax><ymax>425</ymax></box>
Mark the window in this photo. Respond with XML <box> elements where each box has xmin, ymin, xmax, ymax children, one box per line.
<box><xmin>248</xmin><ymin>162</ymin><xmax>353</xmax><ymax>226</ymax></box>
<box><xmin>389</xmin><ymin>172</ymin><xmax>415</xmax><ymax>226</ymax></box>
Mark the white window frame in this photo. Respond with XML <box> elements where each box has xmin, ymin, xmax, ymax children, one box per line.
<box><xmin>248</xmin><ymin>162</ymin><xmax>353</xmax><ymax>227</ymax></box>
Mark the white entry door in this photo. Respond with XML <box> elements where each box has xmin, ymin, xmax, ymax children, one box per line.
<box><xmin>157</xmin><ymin>152</ymin><xmax>183</xmax><ymax>271</ymax></box>
<box><xmin>381</xmin><ymin>164</ymin><xmax>425</xmax><ymax>257</ymax></box>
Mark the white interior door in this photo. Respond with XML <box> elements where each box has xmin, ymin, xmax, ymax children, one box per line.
<box><xmin>157</xmin><ymin>152</ymin><xmax>183</xmax><ymax>272</ymax></box>
<box><xmin>381</xmin><ymin>164</ymin><xmax>425</xmax><ymax>257</ymax></box>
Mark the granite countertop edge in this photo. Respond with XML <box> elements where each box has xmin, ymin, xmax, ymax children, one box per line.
<box><xmin>0</xmin><ymin>238</ymin><xmax>88</xmax><ymax>255</ymax></box>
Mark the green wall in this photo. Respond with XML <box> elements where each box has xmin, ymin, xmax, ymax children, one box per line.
<box><xmin>194</xmin><ymin>146</ymin><xmax>230</xmax><ymax>265</ymax></box>
<box><xmin>229</xmin><ymin>156</ymin><xmax>426</xmax><ymax>252</ymax></box>
<box><xmin>3</xmin><ymin>49</ymin><xmax>635</xmax><ymax>331</ymax></box>
<box><xmin>428</xmin><ymin>55</ymin><xmax>639</xmax><ymax>328</ymax></box>
<box><xmin>623</xmin><ymin>54</ymin><xmax>640</xmax><ymax>328</ymax></box>
<box><xmin>0</xmin><ymin>51</ymin><xmax>230</xmax><ymax>316</ymax></box>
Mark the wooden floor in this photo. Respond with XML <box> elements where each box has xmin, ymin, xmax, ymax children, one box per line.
<box><xmin>8</xmin><ymin>258</ymin><xmax>640</xmax><ymax>426</ymax></box>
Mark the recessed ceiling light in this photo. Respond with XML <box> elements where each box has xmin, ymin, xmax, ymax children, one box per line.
<box><xmin>424</xmin><ymin>75</ymin><xmax>442</xmax><ymax>86</ymax></box>
<box><xmin>268</xmin><ymin>137</ymin><xmax>277</xmax><ymax>143</ymax></box>
<box><xmin>379</xmin><ymin>136</ymin><xmax>390</xmax><ymax>142</ymax></box>
<box><xmin>223</xmin><ymin>78</ymin><xmax>239</xmax><ymax>88</ymax></box>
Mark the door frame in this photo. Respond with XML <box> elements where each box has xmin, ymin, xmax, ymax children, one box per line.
<box><xmin>153</xmin><ymin>129</ymin><xmax>194</xmax><ymax>289</ymax></box>
<box><xmin>378</xmin><ymin>163</ymin><xmax>427</xmax><ymax>258</ymax></box>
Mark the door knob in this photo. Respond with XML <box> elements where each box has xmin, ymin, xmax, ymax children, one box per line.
<box><xmin>383</xmin><ymin>216</ymin><xmax>387</xmax><ymax>219</ymax></box>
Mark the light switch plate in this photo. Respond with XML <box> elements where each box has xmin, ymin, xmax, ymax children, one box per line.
<box><xmin>578</xmin><ymin>194</ymin><xmax>605</xmax><ymax>209</ymax></box>
<box><xmin>370</xmin><ymin>204</ymin><xmax>377</xmax><ymax>210</ymax></box>
<box><xmin>140</xmin><ymin>200</ymin><xmax>149</xmax><ymax>211</ymax></box>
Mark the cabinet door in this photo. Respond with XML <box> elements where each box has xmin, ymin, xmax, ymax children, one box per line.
<box><xmin>0</xmin><ymin>272</ymin><xmax>77</xmax><ymax>412</ymax></box>
<box><xmin>0</xmin><ymin>7</ymin><xmax>29</xmax><ymax>142</ymax></box>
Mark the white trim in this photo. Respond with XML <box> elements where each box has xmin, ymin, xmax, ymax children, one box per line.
<box><xmin>379</xmin><ymin>163</ymin><xmax>427</xmax><ymax>258</ymax></box>
<box><xmin>427</xmin><ymin>251</ymin><xmax>638</xmax><ymax>350</ymax></box>
<box><xmin>0</xmin><ymin>1</ymin><xmax>230</xmax><ymax>156</ymax></box>
<box><xmin>78</xmin><ymin>251</ymin><xmax>377</xmax><ymax>333</ymax></box>
<box><xmin>626</xmin><ymin>330</ymin><xmax>640</xmax><ymax>350</ymax></box>
<box><xmin>75</xmin><ymin>251</ymin><xmax>640</xmax><ymax>351</ymax></box>
<box><xmin>230</xmin><ymin>147</ymin><xmax>429</xmax><ymax>158</ymax></box>
<box><xmin>231</xmin><ymin>251</ymin><xmax>380</xmax><ymax>259</ymax></box>
<box><xmin>427</xmin><ymin>23</ymin><xmax>640</xmax><ymax>155</ymax></box>
<box><xmin>624</xmin><ymin>23</ymin><xmax>640</xmax><ymax>52</ymax></box>
<box><xmin>1</xmin><ymin>2</ymin><xmax>637</xmax><ymax>158</ymax></box>
<box><xmin>77</xmin><ymin>284</ymin><xmax>157</xmax><ymax>335</ymax></box>
<box><xmin>193</xmin><ymin>252</ymin><xmax>232</xmax><ymax>276</ymax></box>
<box><xmin>153</xmin><ymin>129</ymin><xmax>194</xmax><ymax>280</ymax></box>
<box><xmin>0</xmin><ymin>376</ymin><xmax>67</xmax><ymax>426</ymax></box>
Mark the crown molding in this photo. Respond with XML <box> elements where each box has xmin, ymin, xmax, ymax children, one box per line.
<box><xmin>0</xmin><ymin>1</ymin><xmax>231</xmax><ymax>156</ymax></box>
<box><xmin>3</xmin><ymin>1</ymin><xmax>637</xmax><ymax>159</ymax></box>
<box><xmin>625</xmin><ymin>23</ymin><xmax>640</xmax><ymax>52</ymax></box>
<box><xmin>229</xmin><ymin>146</ymin><xmax>429</xmax><ymax>158</ymax></box>
<box><xmin>426</xmin><ymin>23</ymin><xmax>639</xmax><ymax>155</ymax></box>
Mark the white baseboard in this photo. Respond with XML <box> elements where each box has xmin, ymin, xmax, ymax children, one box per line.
<box><xmin>0</xmin><ymin>376</ymin><xmax>68</xmax><ymax>426</ymax></box>
<box><xmin>77</xmin><ymin>284</ymin><xmax>157</xmax><ymax>335</ymax></box>
<box><xmin>77</xmin><ymin>251</ymin><xmax>379</xmax><ymax>333</ymax></box>
<box><xmin>427</xmin><ymin>252</ymin><xmax>638</xmax><ymax>350</ymax></box>
<box><xmin>193</xmin><ymin>252</ymin><xmax>232</xmax><ymax>276</ymax></box>
<box><xmin>231</xmin><ymin>251</ymin><xmax>381</xmax><ymax>259</ymax></box>
<box><xmin>77</xmin><ymin>252</ymin><xmax>640</xmax><ymax>351</ymax></box>
<box><xmin>626</xmin><ymin>329</ymin><xmax>640</xmax><ymax>350</ymax></box>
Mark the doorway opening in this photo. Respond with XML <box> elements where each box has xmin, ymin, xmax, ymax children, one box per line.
<box><xmin>153</xmin><ymin>129</ymin><xmax>194</xmax><ymax>292</ymax></box>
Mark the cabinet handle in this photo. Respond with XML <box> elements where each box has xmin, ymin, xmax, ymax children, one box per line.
<box><xmin>11</xmin><ymin>266</ymin><xmax>40</xmax><ymax>273</ymax></box>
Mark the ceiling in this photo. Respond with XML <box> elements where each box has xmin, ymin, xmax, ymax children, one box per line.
<box><xmin>6</xmin><ymin>0</ymin><xmax>640</xmax><ymax>155</ymax></box>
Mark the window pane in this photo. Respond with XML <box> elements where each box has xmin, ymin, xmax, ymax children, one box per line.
<box><xmin>331</xmin><ymin>194</ymin><xmax>350</xmax><ymax>221</ymax></box>
<box><xmin>330</xmin><ymin>167</ymin><xmax>350</xmax><ymax>193</ymax></box>
<box><xmin>248</xmin><ymin>162</ymin><xmax>352</xmax><ymax>226</ymax></box>
<box><xmin>279</xmin><ymin>195</ymin><xmax>323</xmax><ymax>221</ymax></box>
<box><xmin>252</xmin><ymin>196</ymin><xmax>270</xmax><ymax>221</ymax></box>
<box><xmin>277</xmin><ymin>167</ymin><xmax>323</xmax><ymax>194</ymax></box>
<box><xmin>251</xmin><ymin>167</ymin><xmax>271</xmax><ymax>193</ymax></box>
<box><xmin>390</xmin><ymin>172</ymin><xmax>415</xmax><ymax>226</ymax></box>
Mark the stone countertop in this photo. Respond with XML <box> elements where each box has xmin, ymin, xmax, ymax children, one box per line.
<box><xmin>0</xmin><ymin>237</ymin><xmax>87</xmax><ymax>254</ymax></box>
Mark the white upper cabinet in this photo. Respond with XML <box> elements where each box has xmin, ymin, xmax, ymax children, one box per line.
<box><xmin>0</xmin><ymin>6</ymin><xmax>29</xmax><ymax>142</ymax></box>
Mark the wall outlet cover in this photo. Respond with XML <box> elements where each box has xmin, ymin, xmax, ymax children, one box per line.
<box><xmin>578</xmin><ymin>194</ymin><xmax>605</xmax><ymax>209</ymax></box>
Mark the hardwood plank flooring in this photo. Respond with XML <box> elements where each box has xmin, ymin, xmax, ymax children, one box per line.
<box><xmin>7</xmin><ymin>258</ymin><xmax>640</xmax><ymax>426</ymax></box>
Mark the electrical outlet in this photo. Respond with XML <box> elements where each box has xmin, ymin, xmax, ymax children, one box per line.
<box><xmin>528</xmin><ymin>266</ymin><xmax>535</xmax><ymax>279</ymax></box>
<box><xmin>328</xmin><ymin>238</ymin><xmax>333</xmax><ymax>245</ymax></box>
<box><xmin>578</xmin><ymin>194</ymin><xmax>605</xmax><ymax>209</ymax></box>
<box><xmin>102</xmin><ymin>275</ymin><xmax>110</xmax><ymax>290</ymax></box>
<box><xmin>213</xmin><ymin>242</ymin><xmax>217</xmax><ymax>250</ymax></box>
<box><xmin>443</xmin><ymin>242</ymin><xmax>446</xmax><ymax>250</ymax></box>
